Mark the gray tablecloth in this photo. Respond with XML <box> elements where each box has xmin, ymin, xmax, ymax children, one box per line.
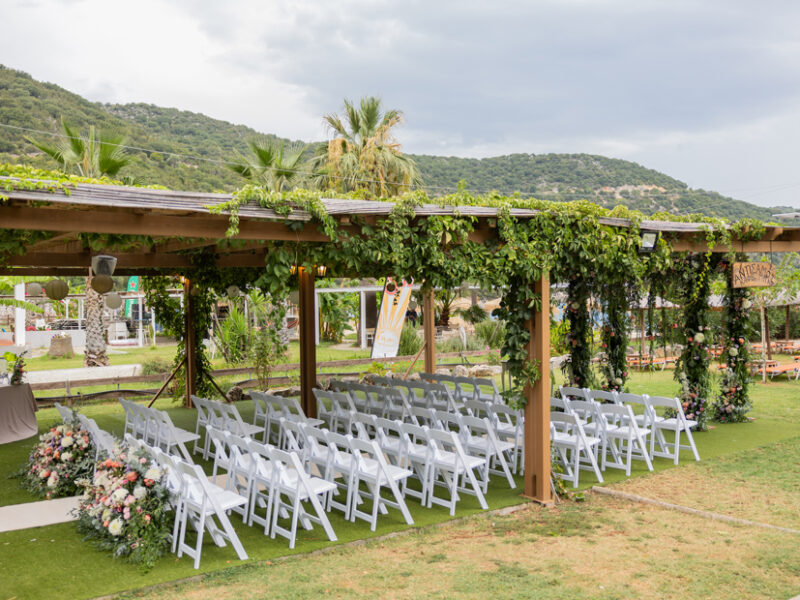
<box><xmin>0</xmin><ymin>384</ymin><xmax>38</xmax><ymax>444</ymax></box>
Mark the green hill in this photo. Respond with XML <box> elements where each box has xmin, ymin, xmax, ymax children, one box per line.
<box><xmin>0</xmin><ymin>64</ymin><xmax>790</xmax><ymax>221</ymax></box>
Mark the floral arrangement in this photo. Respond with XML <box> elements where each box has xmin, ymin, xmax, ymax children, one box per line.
<box><xmin>2</xmin><ymin>350</ymin><xmax>26</xmax><ymax>385</ymax></box>
<box><xmin>20</xmin><ymin>421</ymin><xmax>95</xmax><ymax>498</ymax></box>
<box><xmin>75</xmin><ymin>447</ymin><xmax>172</xmax><ymax>570</ymax></box>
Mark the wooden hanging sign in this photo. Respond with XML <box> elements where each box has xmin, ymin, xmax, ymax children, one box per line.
<box><xmin>732</xmin><ymin>262</ymin><xmax>776</xmax><ymax>288</ymax></box>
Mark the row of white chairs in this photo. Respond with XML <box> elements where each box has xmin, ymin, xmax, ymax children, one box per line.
<box><xmin>328</xmin><ymin>380</ymin><xmax>525</xmax><ymax>473</ymax></box>
<box><xmin>550</xmin><ymin>387</ymin><xmax>700</xmax><ymax>487</ymax></box>
<box><xmin>54</xmin><ymin>402</ymin><xmax>116</xmax><ymax>463</ymax></box>
<box><xmin>119</xmin><ymin>399</ymin><xmax>199</xmax><ymax>462</ymax></box>
<box><xmin>190</xmin><ymin>395</ymin><xmax>262</xmax><ymax>459</ymax></box>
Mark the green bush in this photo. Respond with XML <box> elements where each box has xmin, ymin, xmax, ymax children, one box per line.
<box><xmin>398</xmin><ymin>323</ymin><xmax>423</xmax><ymax>356</ymax></box>
<box><xmin>436</xmin><ymin>332</ymin><xmax>484</xmax><ymax>353</ymax></box>
<box><xmin>475</xmin><ymin>319</ymin><xmax>506</xmax><ymax>349</ymax></box>
<box><xmin>140</xmin><ymin>357</ymin><xmax>172</xmax><ymax>375</ymax></box>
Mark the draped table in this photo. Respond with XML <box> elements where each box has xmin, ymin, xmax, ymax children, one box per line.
<box><xmin>0</xmin><ymin>384</ymin><xmax>38</xmax><ymax>444</ymax></box>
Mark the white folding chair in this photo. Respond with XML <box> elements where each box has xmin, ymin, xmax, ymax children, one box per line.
<box><xmin>206</xmin><ymin>425</ymin><xmax>233</xmax><ymax>483</ymax></box>
<box><xmin>398</xmin><ymin>422</ymin><xmax>434</xmax><ymax>504</ymax></box>
<box><xmin>348</xmin><ymin>436</ymin><xmax>414</xmax><ymax>531</ymax></box>
<box><xmin>153</xmin><ymin>409</ymin><xmax>198</xmax><ymax>463</ymax></box>
<box><xmin>550</xmin><ymin>412</ymin><xmax>603</xmax><ymax>487</ymax></box>
<box><xmin>426</xmin><ymin>428</ymin><xmax>488</xmax><ymax>515</ymax></box>
<box><xmin>76</xmin><ymin>414</ymin><xmax>116</xmax><ymax>461</ymax></box>
<box><xmin>216</xmin><ymin>401</ymin><xmax>263</xmax><ymax>438</ymax></box>
<box><xmin>173</xmin><ymin>459</ymin><xmax>249</xmax><ymax>569</ymax></box>
<box><xmin>268</xmin><ymin>447</ymin><xmax>337</xmax><ymax>549</ymax></box>
<box><xmin>597</xmin><ymin>403</ymin><xmax>654</xmax><ymax>476</ymax></box>
<box><xmin>647</xmin><ymin>396</ymin><xmax>700</xmax><ymax>464</ymax></box>
<box><xmin>461</xmin><ymin>414</ymin><xmax>516</xmax><ymax>489</ymax></box>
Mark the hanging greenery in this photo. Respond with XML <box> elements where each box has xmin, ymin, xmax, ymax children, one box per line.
<box><xmin>564</xmin><ymin>277</ymin><xmax>595</xmax><ymax>388</ymax></box>
<box><xmin>0</xmin><ymin>166</ymin><xmax>774</xmax><ymax>413</ymax></box>
<box><xmin>714</xmin><ymin>258</ymin><xmax>754</xmax><ymax>422</ymax></box>
<box><xmin>600</xmin><ymin>282</ymin><xmax>631</xmax><ymax>392</ymax></box>
<box><xmin>672</xmin><ymin>252</ymin><xmax>721</xmax><ymax>430</ymax></box>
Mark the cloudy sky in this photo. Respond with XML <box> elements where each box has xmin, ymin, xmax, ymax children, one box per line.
<box><xmin>2</xmin><ymin>0</ymin><xmax>799</xmax><ymax>207</ymax></box>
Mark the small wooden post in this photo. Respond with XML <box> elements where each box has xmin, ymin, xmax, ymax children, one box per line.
<box><xmin>785</xmin><ymin>305</ymin><xmax>791</xmax><ymax>341</ymax></box>
<box><xmin>184</xmin><ymin>279</ymin><xmax>197</xmax><ymax>408</ymax></box>
<box><xmin>765</xmin><ymin>309</ymin><xmax>772</xmax><ymax>360</ymax></box>
<box><xmin>639</xmin><ymin>308</ymin><xmax>646</xmax><ymax>366</ymax></box>
<box><xmin>299</xmin><ymin>267</ymin><xmax>318</xmax><ymax>418</ymax></box>
<box><xmin>423</xmin><ymin>290</ymin><xmax>436</xmax><ymax>374</ymax></box>
<box><xmin>523</xmin><ymin>272</ymin><xmax>552</xmax><ymax>504</ymax></box>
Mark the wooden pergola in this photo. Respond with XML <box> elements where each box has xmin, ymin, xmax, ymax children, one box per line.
<box><xmin>2</xmin><ymin>178</ymin><xmax>799</xmax><ymax>504</ymax></box>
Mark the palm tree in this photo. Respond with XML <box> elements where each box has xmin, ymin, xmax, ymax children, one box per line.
<box><xmin>228</xmin><ymin>138</ymin><xmax>307</xmax><ymax>192</ymax></box>
<box><xmin>310</xmin><ymin>96</ymin><xmax>422</xmax><ymax>197</ymax></box>
<box><xmin>27</xmin><ymin>118</ymin><xmax>131</xmax><ymax>178</ymax></box>
<box><xmin>28</xmin><ymin>118</ymin><xmax>133</xmax><ymax>367</ymax></box>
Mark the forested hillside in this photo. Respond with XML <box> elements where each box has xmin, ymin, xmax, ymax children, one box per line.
<box><xmin>0</xmin><ymin>65</ymin><xmax>790</xmax><ymax>220</ymax></box>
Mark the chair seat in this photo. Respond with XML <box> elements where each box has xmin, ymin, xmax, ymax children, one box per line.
<box><xmin>434</xmin><ymin>450</ymin><xmax>485</xmax><ymax>470</ymax></box>
<box><xmin>657</xmin><ymin>417</ymin><xmax>697</xmax><ymax>430</ymax></box>
<box><xmin>607</xmin><ymin>425</ymin><xmax>650</xmax><ymax>438</ymax></box>
<box><xmin>466</xmin><ymin>435</ymin><xmax>514</xmax><ymax>454</ymax></box>
<box><xmin>359</xmin><ymin>461</ymin><xmax>413</xmax><ymax>483</ymax></box>
<box><xmin>552</xmin><ymin>432</ymin><xmax>601</xmax><ymax>447</ymax></box>
<box><xmin>186</xmin><ymin>481</ymin><xmax>248</xmax><ymax>512</ymax></box>
<box><xmin>165</xmin><ymin>427</ymin><xmax>200</xmax><ymax>444</ymax></box>
<box><xmin>582</xmin><ymin>422</ymin><xmax>618</xmax><ymax>436</ymax></box>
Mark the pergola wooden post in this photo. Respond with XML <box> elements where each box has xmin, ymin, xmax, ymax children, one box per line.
<box><xmin>523</xmin><ymin>272</ymin><xmax>552</xmax><ymax>504</ymax></box>
<box><xmin>299</xmin><ymin>267</ymin><xmax>318</xmax><ymax>418</ymax></box>
<box><xmin>184</xmin><ymin>278</ymin><xmax>197</xmax><ymax>408</ymax></box>
<box><xmin>423</xmin><ymin>290</ymin><xmax>436</xmax><ymax>373</ymax></box>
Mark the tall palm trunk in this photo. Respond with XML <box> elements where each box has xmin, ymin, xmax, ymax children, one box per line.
<box><xmin>84</xmin><ymin>276</ymin><xmax>108</xmax><ymax>367</ymax></box>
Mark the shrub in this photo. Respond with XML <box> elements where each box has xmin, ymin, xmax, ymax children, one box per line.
<box><xmin>398</xmin><ymin>323</ymin><xmax>423</xmax><ymax>356</ymax></box>
<box><xmin>436</xmin><ymin>332</ymin><xmax>484</xmax><ymax>353</ymax></box>
<box><xmin>140</xmin><ymin>357</ymin><xmax>172</xmax><ymax>375</ymax></box>
<box><xmin>457</xmin><ymin>304</ymin><xmax>489</xmax><ymax>324</ymax></box>
<box><xmin>475</xmin><ymin>319</ymin><xmax>506</xmax><ymax>349</ymax></box>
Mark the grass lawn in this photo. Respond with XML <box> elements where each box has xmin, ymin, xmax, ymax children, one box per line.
<box><xmin>24</xmin><ymin>340</ymin><xmax>371</xmax><ymax>373</ymax></box>
<box><xmin>1</xmin><ymin>367</ymin><xmax>799</xmax><ymax>599</ymax></box>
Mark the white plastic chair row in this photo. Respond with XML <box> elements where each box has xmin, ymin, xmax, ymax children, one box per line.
<box><xmin>250</xmin><ymin>391</ymin><xmax>324</xmax><ymax>445</ymax></box>
<box><xmin>119</xmin><ymin>399</ymin><xmax>198</xmax><ymax>462</ymax></box>
<box><xmin>191</xmin><ymin>395</ymin><xmax>261</xmax><ymax>458</ymax></box>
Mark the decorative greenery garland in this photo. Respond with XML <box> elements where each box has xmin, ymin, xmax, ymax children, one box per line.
<box><xmin>714</xmin><ymin>258</ymin><xmax>754</xmax><ymax>422</ymax></box>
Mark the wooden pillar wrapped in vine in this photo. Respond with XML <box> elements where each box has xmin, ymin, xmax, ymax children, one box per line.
<box><xmin>714</xmin><ymin>258</ymin><xmax>753</xmax><ymax>422</ymax></box>
<box><xmin>565</xmin><ymin>276</ymin><xmax>595</xmax><ymax>388</ymax></box>
<box><xmin>674</xmin><ymin>252</ymin><xmax>720</xmax><ymax>430</ymax></box>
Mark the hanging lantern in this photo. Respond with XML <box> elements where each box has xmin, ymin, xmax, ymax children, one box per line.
<box><xmin>91</xmin><ymin>254</ymin><xmax>117</xmax><ymax>276</ymax></box>
<box><xmin>316</xmin><ymin>264</ymin><xmax>327</xmax><ymax>277</ymax></box>
<box><xmin>45</xmin><ymin>279</ymin><xmax>69</xmax><ymax>301</ymax></box>
<box><xmin>289</xmin><ymin>264</ymin><xmax>297</xmax><ymax>275</ymax></box>
<box><xmin>91</xmin><ymin>274</ymin><xmax>114</xmax><ymax>294</ymax></box>
<box><xmin>104</xmin><ymin>292</ymin><xmax>122</xmax><ymax>309</ymax></box>
<box><xmin>226</xmin><ymin>285</ymin><xmax>240</xmax><ymax>297</ymax></box>
<box><xmin>27</xmin><ymin>282</ymin><xmax>42</xmax><ymax>297</ymax></box>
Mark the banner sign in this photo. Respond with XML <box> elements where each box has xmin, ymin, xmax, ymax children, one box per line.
<box><xmin>124</xmin><ymin>276</ymin><xmax>140</xmax><ymax>317</ymax></box>
<box><xmin>371</xmin><ymin>277</ymin><xmax>414</xmax><ymax>359</ymax></box>
<box><xmin>732</xmin><ymin>262</ymin><xmax>776</xmax><ymax>288</ymax></box>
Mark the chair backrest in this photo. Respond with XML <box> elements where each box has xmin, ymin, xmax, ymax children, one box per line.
<box><xmin>400</xmin><ymin>421</ymin><xmax>430</xmax><ymax>449</ymax></box>
<box><xmin>206</xmin><ymin>425</ymin><xmax>231</xmax><ymax>462</ymax></box>
<box><xmin>426</xmin><ymin>427</ymin><xmax>468</xmax><ymax>461</ymax></box>
<box><xmin>246</xmin><ymin>438</ymin><xmax>274</xmax><ymax>479</ymax></box>
<box><xmin>249</xmin><ymin>390</ymin><xmax>269</xmax><ymax>418</ymax></box>
<box><xmin>225</xmin><ymin>430</ymin><xmax>253</xmax><ymax>469</ymax></box>
<box><xmin>586</xmin><ymin>389</ymin><xmax>620</xmax><ymax>404</ymax></box>
<box><xmin>464</xmin><ymin>399</ymin><xmax>491</xmax><ymax>419</ymax></box>
<box><xmin>568</xmin><ymin>399</ymin><xmax>596</xmax><ymax>422</ymax></box>
<box><xmin>550</xmin><ymin>396</ymin><xmax>571</xmax><ymax>412</ymax></box>
<box><xmin>368</xmin><ymin>375</ymin><xmax>396</xmax><ymax>388</ymax></box>
<box><xmin>278</xmin><ymin>417</ymin><xmax>304</xmax><ymax>451</ymax></box>
<box><xmin>560</xmin><ymin>386</ymin><xmax>587</xmax><ymax>401</ymax></box>
<box><xmin>350</xmin><ymin>412</ymin><xmax>376</xmax><ymax>440</ymax></box>
<box><xmin>324</xmin><ymin>430</ymin><xmax>353</xmax><ymax>468</ymax></box>
<box><xmin>435</xmin><ymin>410</ymin><xmax>462</xmax><ymax>434</ymax></box>
<box><xmin>550</xmin><ymin>411</ymin><xmax>579</xmax><ymax>428</ymax></box>
<box><xmin>409</xmin><ymin>405</ymin><xmax>439</xmax><ymax>428</ymax></box>
<box><xmin>646</xmin><ymin>395</ymin><xmax>684</xmax><ymax>420</ymax></box>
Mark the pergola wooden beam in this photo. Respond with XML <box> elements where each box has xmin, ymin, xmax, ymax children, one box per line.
<box><xmin>0</xmin><ymin>205</ymin><xmax>335</xmax><ymax>242</ymax></box>
<box><xmin>671</xmin><ymin>240</ymin><xmax>800</xmax><ymax>253</ymax></box>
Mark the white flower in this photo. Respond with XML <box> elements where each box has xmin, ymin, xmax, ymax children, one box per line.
<box><xmin>102</xmin><ymin>508</ymin><xmax>112</xmax><ymax>522</ymax></box>
<box><xmin>144</xmin><ymin>467</ymin><xmax>162</xmax><ymax>481</ymax></box>
<box><xmin>729</xmin><ymin>347</ymin><xmax>739</xmax><ymax>357</ymax></box>
<box><xmin>60</xmin><ymin>452</ymin><xmax>73</xmax><ymax>462</ymax></box>
<box><xmin>693</xmin><ymin>333</ymin><xmax>705</xmax><ymax>344</ymax></box>
<box><xmin>133</xmin><ymin>486</ymin><xmax>147</xmax><ymax>501</ymax></box>
<box><xmin>111</xmin><ymin>488</ymin><xmax>128</xmax><ymax>504</ymax></box>
<box><xmin>742</xmin><ymin>299</ymin><xmax>752</xmax><ymax>309</ymax></box>
<box><xmin>61</xmin><ymin>436</ymin><xmax>74</xmax><ymax>448</ymax></box>
<box><xmin>108</xmin><ymin>518</ymin><xmax>124</xmax><ymax>536</ymax></box>
<box><xmin>614</xmin><ymin>377</ymin><xmax>623</xmax><ymax>385</ymax></box>
<box><xmin>46</xmin><ymin>475</ymin><xmax>58</xmax><ymax>488</ymax></box>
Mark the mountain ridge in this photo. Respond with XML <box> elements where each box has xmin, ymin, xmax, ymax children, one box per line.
<box><xmin>0</xmin><ymin>64</ymin><xmax>790</xmax><ymax>221</ymax></box>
